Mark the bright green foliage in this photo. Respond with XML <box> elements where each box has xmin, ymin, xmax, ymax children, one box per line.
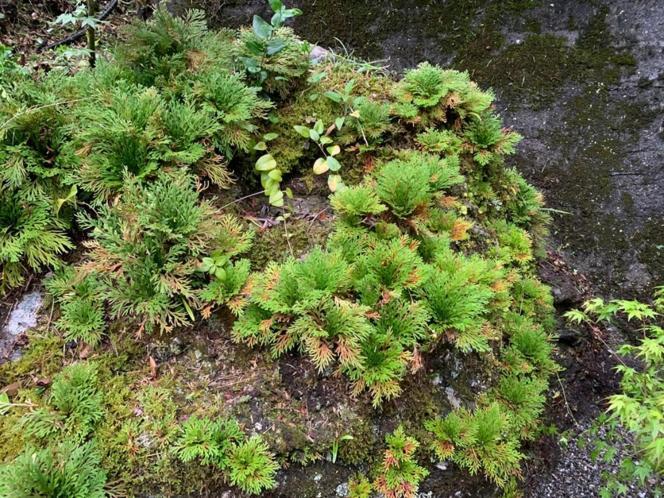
<box><xmin>47</xmin><ymin>268</ymin><xmax>105</xmax><ymax>346</ymax></box>
<box><xmin>173</xmin><ymin>416</ymin><xmax>278</xmax><ymax>495</ymax></box>
<box><xmin>565</xmin><ymin>289</ymin><xmax>664</xmax><ymax>492</ymax></box>
<box><xmin>0</xmin><ymin>193</ymin><xmax>72</xmax><ymax>292</ymax></box>
<box><xmin>330</xmin><ymin>185</ymin><xmax>387</xmax><ymax>225</ymax></box>
<box><xmin>114</xmin><ymin>8</ymin><xmax>231</xmax><ymax>87</ymax></box>
<box><xmin>393</xmin><ymin>63</ymin><xmax>494</xmax><ymax>127</ymax></box>
<box><xmin>416</xmin><ymin>128</ymin><xmax>463</xmax><ymax>155</ymax></box>
<box><xmin>71</xmin><ymin>84</ymin><xmax>240</xmax><ymax>197</ymax></box>
<box><xmin>348</xmin><ymin>474</ymin><xmax>372</xmax><ymax>498</ymax></box>
<box><xmin>22</xmin><ymin>363</ymin><xmax>103</xmax><ymax>443</ymax></box>
<box><xmin>173</xmin><ymin>416</ymin><xmax>243</xmax><ymax>467</ymax></box>
<box><xmin>75</xmin><ymin>172</ymin><xmax>252</xmax><ymax>333</ymax></box>
<box><xmin>421</xmin><ymin>251</ymin><xmax>500</xmax><ymax>352</ymax></box>
<box><xmin>189</xmin><ymin>71</ymin><xmax>272</xmax><ymax>156</ymax></box>
<box><xmin>376</xmin><ymin>151</ymin><xmax>463</xmax><ymax>218</ymax></box>
<box><xmin>425</xmin><ymin>404</ymin><xmax>522</xmax><ymax>488</ymax></box>
<box><xmin>489</xmin><ymin>374</ymin><xmax>547</xmax><ymax>438</ymax></box>
<box><xmin>227</xmin><ymin>435</ymin><xmax>279</xmax><ymax>495</ymax></box>
<box><xmin>464</xmin><ymin>113</ymin><xmax>522</xmax><ymax>166</ymax></box>
<box><xmin>353</xmin><ymin>238</ymin><xmax>425</xmax><ymax>306</ymax></box>
<box><xmin>0</xmin><ymin>68</ymin><xmax>77</xmax><ymax>292</ymax></box>
<box><xmin>503</xmin><ymin>314</ymin><xmax>557</xmax><ymax>375</ymax></box>
<box><xmin>0</xmin><ymin>442</ymin><xmax>106</xmax><ymax>498</ymax></box>
<box><xmin>287</xmin><ymin>299</ymin><xmax>373</xmax><ymax>370</ymax></box>
<box><xmin>345</xmin><ymin>329</ymin><xmax>409</xmax><ymax>407</ymax></box>
<box><xmin>376</xmin><ymin>158</ymin><xmax>432</xmax><ymax>217</ymax></box>
<box><xmin>374</xmin><ymin>426</ymin><xmax>428</xmax><ymax>498</ymax></box>
<box><xmin>72</xmin><ymin>86</ymin><xmax>165</xmax><ymax>197</ymax></box>
<box><xmin>489</xmin><ymin>220</ymin><xmax>533</xmax><ymax>264</ymax></box>
<box><xmin>351</xmin><ymin>97</ymin><xmax>392</xmax><ymax>142</ymax></box>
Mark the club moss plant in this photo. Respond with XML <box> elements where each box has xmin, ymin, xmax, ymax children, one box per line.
<box><xmin>0</xmin><ymin>2</ymin><xmax>560</xmax><ymax>496</ymax></box>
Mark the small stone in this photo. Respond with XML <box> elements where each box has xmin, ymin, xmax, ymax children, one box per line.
<box><xmin>254</xmin><ymin>422</ymin><xmax>263</xmax><ymax>431</ymax></box>
<box><xmin>445</xmin><ymin>386</ymin><xmax>462</xmax><ymax>409</ymax></box>
<box><xmin>137</xmin><ymin>433</ymin><xmax>155</xmax><ymax>449</ymax></box>
<box><xmin>309</xmin><ymin>46</ymin><xmax>330</xmax><ymax>64</ymax></box>
<box><xmin>3</xmin><ymin>290</ymin><xmax>42</xmax><ymax>337</ymax></box>
<box><xmin>313</xmin><ymin>473</ymin><xmax>322</xmax><ymax>482</ymax></box>
<box><xmin>169</xmin><ymin>337</ymin><xmax>183</xmax><ymax>355</ymax></box>
<box><xmin>335</xmin><ymin>482</ymin><xmax>349</xmax><ymax>497</ymax></box>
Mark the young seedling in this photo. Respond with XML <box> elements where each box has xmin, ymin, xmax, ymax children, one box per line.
<box><xmin>293</xmin><ymin>119</ymin><xmax>346</xmax><ymax>192</ymax></box>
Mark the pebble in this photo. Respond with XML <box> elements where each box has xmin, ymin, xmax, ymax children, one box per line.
<box><xmin>335</xmin><ymin>482</ymin><xmax>348</xmax><ymax>497</ymax></box>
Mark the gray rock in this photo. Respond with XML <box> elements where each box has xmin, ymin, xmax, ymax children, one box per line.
<box><xmin>3</xmin><ymin>290</ymin><xmax>42</xmax><ymax>337</ymax></box>
<box><xmin>335</xmin><ymin>482</ymin><xmax>349</xmax><ymax>497</ymax></box>
<box><xmin>1</xmin><ymin>290</ymin><xmax>43</xmax><ymax>361</ymax></box>
<box><xmin>310</xmin><ymin>45</ymin><xmax>330</xmax><ymax>64</ymax></box>
<box><xmin>445</xmin><ymin>386</ymin><xmax>462</xmax><ymax>409</ymax></box>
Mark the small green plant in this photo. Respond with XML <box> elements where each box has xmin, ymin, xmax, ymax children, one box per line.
<box><xmin>237</xmin><ymin>0</ymin><xmax>309</xmax><ymax>95</ymax></box>
<box><xmin>393</xmin><ymin>63</ymin><xmax>494</xmax><ymax>127</ymax></box>
<box><xmin>76</xmin><ymin>172</ymin><xmax>252</xmax><ymax>333</ymax></box>
<box><xmin>425</xmin><ymin>404</ymin><xmax>523</xmax><ymax>488</ymax></box>
<box><xmin>0</xmin><ymin>442</ymin><xmax>106</xmax><ymax>498</ymax></box>
<box><xmin>174</xmin><ymin>416</ymin><xmax>278</xmax><ymax>495</ymax></box>
<box><xmin>565</xmin><ymin>289</ymin><xmax>664</xmax><ymax>495</ymax></box>
<box><xmin>294</xmin><ymin>119</ymin><xmax>346</xmax><ymax>192</ymax></box>
<box><xmin>373</xmin><ymin>426</ymin><xmax>428</xmax><ymax>498</ymax></box>
<box><xmin>173</xmin><ymin>416</ymin><xmax>243</xmax><ymax>468</ymax></box>
<box><xmin>376</xmin><ymin>158</ymin><xmax>432</xmax><ymax>218</ymax></box>
<box><xmin>114</xmin><ymin>8</ymin><xmax>226</xmax><ymax>87</ymax></box>
<box><xmin>46</xmin><ymin>268</ymin><xmax>105</xmax><ymax>346</ymax></box>
<box><xmin>464</xmin><ymin>113</ymin><xmax>522</xmax><ymax>166</ymax></box>
<box><xmin>22</xmin><ymin>362</ymin><xmax>103</xmax><ymax>443</ymax></box>
<box><xmin>0</xmin><ymin>193</ymin><xmax>72</xmax><ymax>293</ymax></box>
<box><xmin>330</xmin><ymin>185</ymin><xmax>387</xmax><ymax>225</ymax></box>
<box><xmin>348</xmin><ymin>474</ymin><xmax>372</xmax><ymax>498</ymax></box>
<box><xmin>227</xmin><ymin>435</ymin><xmax>279</xmax><ymax>495</ymax></box>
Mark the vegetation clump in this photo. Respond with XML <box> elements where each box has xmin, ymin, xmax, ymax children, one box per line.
<box><xmin>565</xmin><ymin>289</ymin><xmax>664</xmax><ymax>496</ymax></box>
<box><xmin>174</xmin><ymin>416</ymin><xmax>278</xmax><ymax>495</ymax></box>
<box><xmin>0</xmin><ymin>2</ymin><xmax>563</xmax><ymax>496</ymax></box>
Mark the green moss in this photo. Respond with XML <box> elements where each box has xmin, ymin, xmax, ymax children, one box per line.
<box><xmin>458</xmin><ymin>6</ymin><xmax>636</xmax><ymax>109</ymax></box>
<box><xmin>250</xmin><ymin>216</ymin><xmax>333</xmax><ymax>270</ymax></box>
<box><xmin>0</xmin><ymin>332</ymin><xmax>65</xmax><ymax>386</ymax></box>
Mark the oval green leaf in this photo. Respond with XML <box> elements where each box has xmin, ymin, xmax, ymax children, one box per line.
<box><xmin>256</xmin><ymin>154</ymin><xmax>277</xmax><ymax>171</ymax></box>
